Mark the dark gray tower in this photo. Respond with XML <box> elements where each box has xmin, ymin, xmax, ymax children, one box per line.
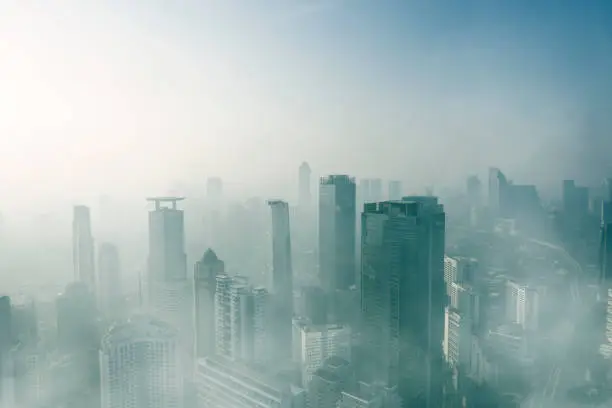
<box><xmin>361</xmin><ymin>197</ymin><xmax>446</xmax><ymax>408</ymax></box>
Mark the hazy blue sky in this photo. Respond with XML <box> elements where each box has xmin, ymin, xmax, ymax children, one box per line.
<box><xmin>1</xmin><ymin>1</ymin><xmax>611</xmax><ymax>207</ymax></box>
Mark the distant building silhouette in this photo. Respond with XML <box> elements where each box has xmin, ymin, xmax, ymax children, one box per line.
<box><xmin>73</xmin><ymin>205</ymin><xmax>96</xmax><ymax>294</ymax></box>
<box><xmin>299</xmin><ymin>162</ymin><xmax>312</xmax><ymax>207</ymax></box>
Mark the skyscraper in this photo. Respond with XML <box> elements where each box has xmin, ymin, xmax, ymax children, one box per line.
<box><xmin>100</xmin><ymin>316</ymin><xmax>183</xmax><ymax>408</ymax></box>
<box><xmin>319</xmin><ymin>175</ymin><xmax>357</xmax><ymax>293</ymax></box>
<box><xmin>370</xmin><ymin>179</ymin><xmax>383</xmax><ymax>203</ymax></box>
<box><xmin>97</xmin><ymin>243</ymin><xmax>121</xmax><ymax>319</ymax></box>
<box><xmin>299</xmin><ymin>162</ymin><xmax>312</xmax><ymax>207</ymax></box>
<box><xmin>388</xmin><ymin>180</ymin><xmax>402</xmax><ymax>201</ymax></box>
<box><xmin>361</xmin><ymin>198</ymin><xmax>446</xmax><ymax>407</ymax></box>
<box><xmin>73</xmin><ymin>205</ymin><xmax>95</xmax><ymax>293</ymax></box>
<box><xmin>268</xmin><ymin>200</ymin><xmax>294</xmax><ymax>359</ymax></box>
<box><xmin>145</xmin><ymin>197</ymin><xmax>192</xmax><ymax>367</ymax></box>
<box><xmin>214</xmin><ymin>275</ymin><xmax>271</xmax><ymax>363</ymax></box>
<box><xmin>194</xmin><ymin>249</ymin><xmax>224</xmax><ymax>359</ymax></box>
<box><xmin>488</xmin><ymin>167</ymin><xmax>508</xmax><ymax>218</ymax></box>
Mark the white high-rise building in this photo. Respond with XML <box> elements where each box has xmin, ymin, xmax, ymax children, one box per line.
<box><xmin>506</xmin><ymin>281</ymin><xmax>539</xmax><ymax>331</ymax></box>
<box><xmin>100</xmin><ymin>316</ymin><xmax>182</xmax><ymax>408</ymax></box>
<box><xmin>215</xmin><ymin>275</ymin><xmax>271</xmax><ymax>363</ymax></box>
<box><xmin>293</xmin><ymin>319</ymin><xmax>351</xmax><ymax>387</ymax></box>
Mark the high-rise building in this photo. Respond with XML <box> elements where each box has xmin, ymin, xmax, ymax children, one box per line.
<box><xmin>488</xmin><ymin>168</ymin><xmax>509</xmax><ymax>218</ymax></box>
<box><xmin>98</xmin><ymin>243</ymin><xmax>121</xmax><ymax>319</ymax></box>
<box><xmin>361</xmin><ymin>198</ymin><xmax>445</xmax><ymax>407</ymax></box>
<box><xmin>145</xmin><ymin>197</ymin><xmax>192</xmax><ymax>362</ymax></box>
<box><xmin>214</xmin><ymin>275</ymin><xmax>271</xmax><ymax>363</ymax></box>
<box><xmin>268</xmin><ymin>200</ymin><xmax>294</xmax><ymax>359</ymax></box>
<box><xmin>73</xmin><ymin>205</ymin><xmax>96</xmax><ymax>293</ymax></box>
<box><xmin>194</xmin><ymin>249</ymin><xmax>224</xmax><ymax>359</ymax></box>
<box><xmin>370</xmin><ymin>179</ymin><xmax>383</xmax><ymax>203</ymax></box>
<box><xmin>299</xmin><ymin>162</ymin><xmax>312</xmax><ymax>208</ymax></box>
<box><xmin>319</xmin><ymin>175</ymin><xmax>357</xmax><ymax>293</ymax></box>
<box><xmin>442</xmin><ymin>307</ymin><xmax>472</xmax><ymax>368</ymax></box>
<box><xmin>293</xmin><ymin>319</ymin><xmax>351</xmax><ymax>387</ymax></box>
<box><xmin>505</xmin><ymin>281</ymin><xmax>539</xmax><ymax>331</ymax></box>
<box><xmin>100</xmin><ymin>316</ymin><xmax>183</xmax><ymax>408</ymax></box>
<box><xmin>388</xmin><ymin>180</ymin><xmax>402</xmax><ymax>201</ymax></box>
<box><xmin>359</xmin><ymin>179</ymin><xmax>371</xmax><ymax>204</ymax></box>
<box><xmin>147</xmin><ymin>197</ymin><xmax>187</xmax><ymax>283</ymax></box>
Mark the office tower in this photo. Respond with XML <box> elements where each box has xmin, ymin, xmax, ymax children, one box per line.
<box><xmin>145</xmin><ymin>197</ymin><xmax>192</xmax><ymax>363</ymax></box>
<box><xmin>319</xmin><ymin>175</ymin><xmax>357</xmax><ymax>294</ymax></box>
<box><xmin>448</xmin><ymin>282</ymin><xmax>481</xmax><ymax>331</ymax></box>
<box><xmin>73</xmin><ymin>205</ymin><xmax>96</xmax><ymax>293</ymax></box>
<box><xmin>370</xmin><ymin>179</ymin><xmax>383</xmax><ymax>203</ymax></box>
<box><xmin>100</xmin><ymin>316</ymin><xmax>183</xmax><ymax>408</ymax></box>
<box><xmin>268</xmin><ymin>200</ymin><xmax>294</xmax><ymax>359</ymax></box>
<box><xmin>293</xmin><ymin>319</ymin><xmax>351</xmax><ymax>387</ymax></box>
<box><xmin>194</xmin><ymin>249</ymin><xmax>224</xmax><ymax>359</ymax></box>
<box><xmin>505</xmin><ymin>281</ymin><xmax>539</xmax><ymax>331</ymax></box>
<box><xmin>361</xmin><ymin>198</ymin><xmax>445</xmax><ymax>407</ymax></box>
<box><xmin>359</xmin><ymin>179</ymin><xmax>371</xmax><ymax>204</ymax></box>
<box><xmin>443</xmin><ymin>256</ymin><xmax>478</xmax><ymax>295</ymax></box>
<box><xmin>388</xmin><ymin>180</ymin><xmax>402</xmax><ymax>201</ymax></box>
<box><xmin>488</xmin><ymin>167</ymin><xmax>508</xmax><ymax>218</ymax></box>
<box><xmin>299</xmin><ymin>162</ymin><xmax>312</xmax><ymax>207</ymax></box>
<box><xmin>443</xmin><ymin>307</ymin><xmax>472</xmax><ymax>368</ymax></box>
<box><xmin>300</xmin><ymin>286</ymin><xmax>328</xmax><ymax>325</ymax></box>
<box><xmin>466</xmin><ymin>175</ymin><xmax>482</xmax><ymax>206</ymax></box>
<box><xmin>214</xmin><ymin>275</ymin><xmax>271</xmax><ymax>363</ymax></box>
<box><xmin>0</xmin><ymin>297</ymin><xmax>11</xmax><ymax>353</ymax></box>
<box><xmin>98</xmin><ymin>243</ymin><xmax>122</xmax><ymax>319</ymax></box>
<box><xmin>196</xmin><ymin>355</ymin><xmax>306</xmax><ymax>408</ymax></box>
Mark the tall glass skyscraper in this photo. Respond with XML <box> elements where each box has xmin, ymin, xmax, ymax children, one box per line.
<box><xmin>360</xmin><ymin>197</ymin><xmax>446</xmax><ymax>408</ymax></box>
<box><xmin>318</xmin><ymin>175</ymin><xmax>357</xmax><ymax>293</ymax></box>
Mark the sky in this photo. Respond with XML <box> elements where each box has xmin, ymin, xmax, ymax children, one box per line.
<box><xmin>1</xmin><ymin>1</ymin><xmax>612</xmax><ymax>209</ymax></box>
